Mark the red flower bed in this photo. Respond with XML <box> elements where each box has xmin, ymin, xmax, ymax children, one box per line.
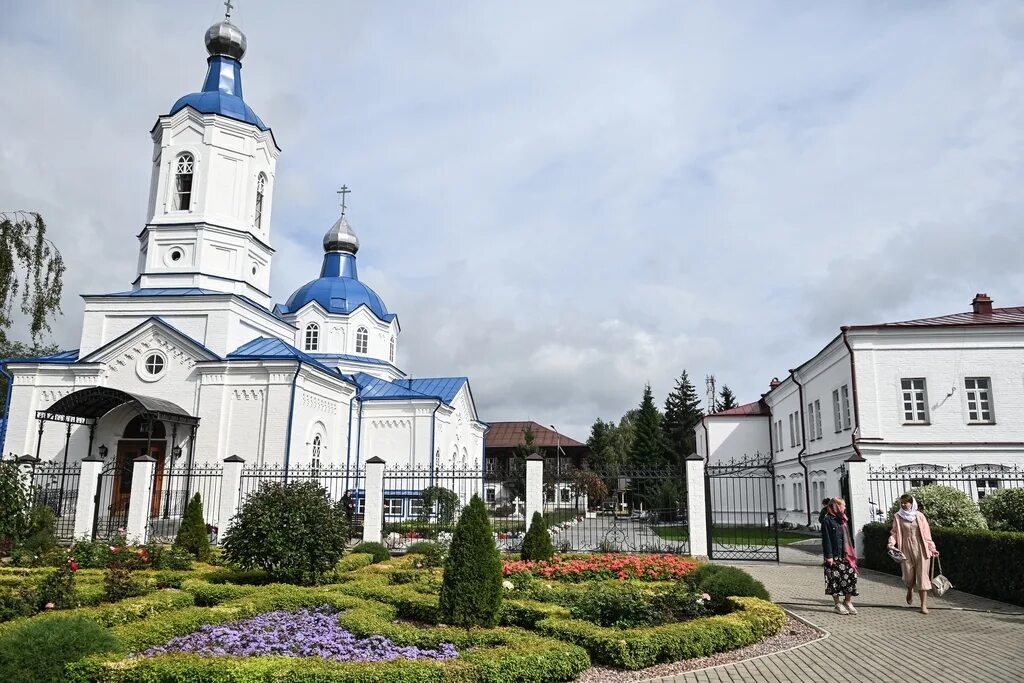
<box><xmin>503</xmin><ymin>554</ymin><xmax>698</xmax><ymax>582</ymax></box>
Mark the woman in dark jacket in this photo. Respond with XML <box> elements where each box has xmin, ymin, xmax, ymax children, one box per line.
<box><xmin>821</xmin><ymin>497</ymin><xmax>859</xmax><ymax>615</ymax></box>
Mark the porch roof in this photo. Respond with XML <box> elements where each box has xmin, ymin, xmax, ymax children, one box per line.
<box><xmin>36</xmin><ymin>386</ymin><xmax>199</xmax><ymax>427</ymax></box>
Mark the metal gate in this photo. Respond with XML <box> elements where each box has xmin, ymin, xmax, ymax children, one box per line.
<box><xmin>557</xmin><ymin>462</ymin><xmax>689</xmax><ymax>554</ymax></box>
<box><xmin>705</xmin><ymin>454</ymin><xmax>779</xmax><ymax>561</ymax></box>
<box><xmin>93</xmin><ymin>460</ymin><xmax>129</xmax><ymax>540</ymax></box>
<box><xmin>28</xmin><ymin>461</ymin><xmax>82</xmax><ymax>541</ymax></box>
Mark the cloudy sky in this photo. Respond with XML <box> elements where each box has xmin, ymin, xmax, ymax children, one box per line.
<box><xmin>2</xmin><ymin>1</ymin><xmax>1024</xmax><ymax>440</ymax></box>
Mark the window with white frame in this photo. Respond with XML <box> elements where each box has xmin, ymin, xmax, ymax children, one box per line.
<box><xmin>793</xmin><ymin>482</ymin><xmax>804</xmax><ymax>511</ymax></box>
<box><xmin>389</xmin><ymin>336</ymin><xmax>395</xmax><ymax>363</ymax></box>
<box><xmin>776</xmin><ymin>482</ymin><xmax>787</xmax><ymax>509</ymax></box>
<box><xmin>254</xmin><ymin>173</ymin><xmax>266</xmax><ymax>230</ymax></box>
<box><xmin>832</xmin><ymin>390</ymin><xmax>842</xmax><ymax>433</ymax></box>
<box><xmin>976</xmin><ymin>478</ymin><xmax>1000</xmax><ymax>499</ymax></box>
<box><xmin>409</xmin><ymin>498</ymin><xmax>425</xmax><ymax>517</ymax></box>
<box><xmin>775</xmin><ymin>420</ymin><xmax>783</xmax><ymax>452</ymax></box>
<box><xmin>560</xmin><ymin>487</ymin><xmax>571</xmax><ymax>503</ymax></box>
<box><xmin>965</xmin><ymin>377</ymin><xmax>994</xmax><ymax>423</ymax></box>
<box><xmin>354</xmin><ymin>497</ymin><xmax>365</xmax><ymax>514</ymax></box>
<box><xmin>484</xmin><ymin>488</ymin><xmax>496</xmax><ymax>504</ymax></box>
<box><xmin>355</xmin><ymin>327</ymin><xmax>368</xmax><ymax>354</ymax></box>
<box><xmin>814</xmin><ymin>399</ymin><xmax>822</xmax><ymax>440</ymax></box>
<box><xmin>310</xmin><ymin>434</ymin><xmax>322</xmax><ymax>473</ymax></box>
<box><xmin>840</xmin><ymin>385</ymin><xmax>852</xmax><ymax>430</ymax></box>
<box><xmin>793</xmin><ymin>411</ymin><xmax>801</xmax><ymax>446</ymax></box>
<box><xmin>174</xmin><ymin>153</ymin><xmax>194</xmax><ymax>211</ymax></box>
<box><xmin>901</xmin><ymin>378</ymin><xmax>928</xmax><ymax>423</ymax></box>
<box><xmin>788</xmin><ymin>413</ymin><xmax>795</xmax><ymax>447</ymax></box>
<box><xmin>383</xmin><ymin>498</ymin><xmax>403</xmax><ymax>516</ymax></box>
<box><xmin>304</xmin><ymin>323</ymin><xmax>319</xmax><ymax>351</ymax></box>
<box><xmin>485</xmin><ymin>457</ymin><xmax>496</xmax><ymax>473</ymax></box>
<box><xmin>806</xmin><ymin>402</ymin><xmax>816</xmax><ymax>440</ymax></box>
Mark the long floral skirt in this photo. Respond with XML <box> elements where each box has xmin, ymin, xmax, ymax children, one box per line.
<box><xmin>824</xmin><ymin>558</ymin><xmax>859</xmax><ymax>596</ymax></box>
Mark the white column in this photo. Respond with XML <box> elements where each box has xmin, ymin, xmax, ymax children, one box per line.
<box><xmin>217</xmin><ymin>455</ymin><xmax>245</xmax><ymax>543</ymax></box>
<box><xmin>73</xmin><ymin>458</ymin><xmax>104</xmax><ymax>540</ymax></box>
<box><xmin>525</xmin><ymin>454</ymin><xmax>543</xmax><ymax>527</ymax></box>
<box><xmin>362</xmin><ymin>456</ymin><xmax>385</xmax><ymax>544</ymax></box>
<box><xmin>125</xmin><ymin>456</ymin><xmax>156</xmax><ymax>545</ymax></box>
<box><xmin>685</xmin><ymin>454</ymin><xmax>709</xmax><ymax>558</ymax></box>
<box><xmin>845</xmin><ymin>456</ymin><xmax>870</xmax><ymax>553</ymax></box>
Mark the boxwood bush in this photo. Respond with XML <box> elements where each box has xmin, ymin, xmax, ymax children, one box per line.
<box><xmin>979</xmin><ymin>488</ymin><xmax>1024</xmax><ymax>532</ymax></box>
<box><xmin>520</xmin><ymin>512</ymin><xmax>554</xmax><ymax>562</ymax></box>
<box><xmin>0</xmin><ymin>613</ymin><xmax>118</xmax><ymax>683</ymax></box>
<box><xmin>439</xmin><ymin>496</ymin><xmax>503</xmax><ymax>627</ymax></box>
<box><xmin>684</xmin><ymin>564</ymin><xmax>770</xmax><ymax>614</ymax></box>
<box><xmin>885</xmin><ymin>485</ymin><xmax>987</xmax><ymax>529</ymax></box>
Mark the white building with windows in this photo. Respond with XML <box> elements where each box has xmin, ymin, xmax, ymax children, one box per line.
<box><xmin>0</xmin><ymin>18</ymin><xmax>486</xmax><ymax>521</ymax></box>
<box><xmin>697</xmin><ymin>293</ymin><xmax>1024</xmax><ymax>527</ymax></box>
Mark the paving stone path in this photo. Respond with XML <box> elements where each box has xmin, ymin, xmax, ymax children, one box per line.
<box><xmin>650</xmin><ymin>544</ymin><xmax>1024</xmax><ymax>683</ymax></box>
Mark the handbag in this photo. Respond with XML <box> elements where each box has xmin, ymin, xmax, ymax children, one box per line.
<box><xmin>930</xmin><ymin>556</ymin><xmax>952</xmax><ymax>598</ymax></box>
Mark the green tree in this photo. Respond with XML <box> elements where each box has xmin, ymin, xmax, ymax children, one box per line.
<box><xmin>173</xmin><ymin>493</ymin><xmax>211</xmax><ymax>561</ymax></box>
<box><xmin>630</xmin><ymin>384</ymin><xmax>671</xmax><ymax>468</ymax></box>
<box><xmin>0</xmin><ymin>212</ymin><xmax>65</xmax><ymax>413</ymax></box>
<box><xmin>439</xmin><ymin>495</ymin><xmax>503</xmax><ymax>627</ymax></box>
<box><xmin>662</xmin><ymin>371</ymin><xmax>703</xmax><ymax>464</ymax></box>
<box><xmin>717</xmin><ymin>385</ymin><xmax>739</xmax><ymax>412</ymax></box>
<box><xmin>520</xmin><ymin>511</ymin><xmax>554</xmax><ymax>561</ymax></box>
<box><xmin>0</xmin><ymin>460</ymin><xmax>28</xmax><ymax>552</ymax></box>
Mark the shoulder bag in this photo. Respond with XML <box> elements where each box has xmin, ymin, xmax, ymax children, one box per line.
<box><xmin>930</xmin><ymin>556</ymin><xmax>952</xmax><ymax>598</ymax></box>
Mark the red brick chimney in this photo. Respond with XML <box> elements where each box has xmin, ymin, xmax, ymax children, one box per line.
<box><xmin>972</xmin><ymin>293</ymin><xmax>993</xmax><ymax>315</ymax></box>
<box><xmin>769</xmin><ymin>377</ymin><xmax>780</xmax><ymax>390</ymax></box>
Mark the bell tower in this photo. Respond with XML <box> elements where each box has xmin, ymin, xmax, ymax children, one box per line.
<box><xmin>135</xmin><ymin>14</ymin><xmax>281</xmax><ymax>308</ymax></box>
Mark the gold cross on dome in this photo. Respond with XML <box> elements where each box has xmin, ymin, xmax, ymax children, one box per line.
<box><xmin>336</xmin><ymin>185</ymin><xmax>351</xmax><ymax>216</ymax></box>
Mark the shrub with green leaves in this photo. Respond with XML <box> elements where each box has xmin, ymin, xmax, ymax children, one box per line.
<box><xmin>406</xmin><ymin>540</ymin><xmax>438</xmax><ymax>555</ymax></box>
<box><xmin>0</xmin><ymin>613</ymin><xmax>119</xmax><ymax>683</ymax></box>
<box><xmin>173</xmin><ymin>493</ymin><xmax>211</xmax><ymax>561</ymax></box>
<box><xmin>520</xmin><ymin>511</ymin><xmax>554</xmax><ymax>562</ymax></box>
<box><xmin>353</xmin><ymin>542</ymin><xmax>390</xmax><ymax>564</ymax></box>
<box><xmin>980</xmin><ymin>488</ymin><xmax>1024</xmax><ymax>532</ymax></box>
<box><xmin>886</xmin><ymin>484</ymin><xmax>987</xmax><ymax>529</ymax></box>
<box><xmin>36</xmin><ymin>562</ymin><xmax>77</xmax><ymax>610</ymax></box>
<box><xmin>222</xmin><ymin>481</ymin><xmax>348</xmax><ymax>584</ymax></box>
<box><xmin>0</xmin><ymin>460</ymin><xmax>28</xmax><ymax>553</ymax></box>
<box><xmin>684</xmin><ymin>564</ymin><xmax>769</xmax><ymax>614</ymax></box>
<box><xmin>439</xmin><ymin>495</ymin><xmax>503</xmax><ymax>627</ymax></box>
<box><xmin>18</xmin><ymin>507</ymin><xmax>57</xmax><ymax>556</ymax></box>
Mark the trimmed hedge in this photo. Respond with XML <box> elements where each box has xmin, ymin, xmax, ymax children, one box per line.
<box><xmin>861</xmin><ymin>522</ymin><xmax>1024</xmax><ymax>606</ymax></box>
<box><xmin>534</xmin><ymin>596</ymin><xmax>785</xmax><ymax>670</ymax></box>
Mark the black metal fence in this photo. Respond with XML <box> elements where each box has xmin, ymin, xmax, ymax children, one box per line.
<box><xmin>28</xmin><ymin>461</ymin><xmax>82</xmax><ymax>540</ymax></box>
<box><xmin>705</xmin><ymin>453</ymin><xmax>779</xmax><ymax>561</ymax></box>
<box><xmin>867</xmin><ymin>464</ymin><xmax>1024</xmax><ymax>523</ymax></box>
<box><xmin>552</xmin><ymin>462</ymin><xmax>689</xmax><ymax>554</ymax></box>
<box><xmin>93</xmin><ymin>462</ymin><xmax>128</xmax><ymax>541</ymax></box>
<box><xmin>146</xmin><ymin>463</ymin><xmax>224</xmax><ymax>544</ymax></box>
<box><xmin>380</xmin><ymin>464</ymin><xmax>528</xmax><ymax>553</ymax></box>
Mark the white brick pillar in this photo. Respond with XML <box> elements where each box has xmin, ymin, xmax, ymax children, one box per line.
<box><xmin>362</xmin><ymin>456</ymin><xmax>385</xmax><ymax>544</ymax></box>
<box><xmin>685</xmin><ymin>454</ymin><xmax>709</xmax><ymax>558</ymax></box>
<box><xmin>845</xmin><ymin>456</ymin><xmax>870</xmax><ymax>553</ymax></box>
<box><xmin>217</xmin><ymin>455</ymin><xmax>245</xmax><ymax>543</ymax></box>
<box><xmin>125</xmin><ymin>456</ymin><xmax>156</xmax><ymax>545</ymax></box>
<box><xmin>525</xmin><ymin>454</ymin><xmax>544</xmax><ymax>528</ymax></box>
<box><xmin>74</xmin><ymin>458</ymin><xmax>104</xmax><ymax>540</ymax></box>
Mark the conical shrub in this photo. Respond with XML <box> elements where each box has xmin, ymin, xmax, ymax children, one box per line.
<box><xmin>174</xmin><ymin>493</ymin><xmax>211</xmax><ymax>561</ymax></box>
<box><xmin>520</xmin><ymin>511</ymin><xmax>554</xmax><ymax>561</ymax></box>
<box><xmin>439</xmin><ymin>495</ymin><xmax>502</xmax><ymax>627</ymax></box>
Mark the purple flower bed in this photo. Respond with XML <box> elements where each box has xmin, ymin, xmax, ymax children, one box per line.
<box><xmin>141</xmin><ymin>607</ymin><xmax>458</xmax><ymax>662</ymax></box>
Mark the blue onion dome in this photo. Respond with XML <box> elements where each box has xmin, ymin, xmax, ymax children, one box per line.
<box><xmin>279</xmin><ymin>212</ymin><xmax>394</xmax><ymax>322</ymax></box>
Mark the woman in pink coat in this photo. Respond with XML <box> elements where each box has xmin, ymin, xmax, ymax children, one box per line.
<box><xmin>887</xmin><ymin>494</ymin><xmax>939</xmax><ymax>613</ymax></box>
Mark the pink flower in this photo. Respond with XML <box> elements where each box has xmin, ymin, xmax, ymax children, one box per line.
<box><xmin>702</xmin><ymin>592</ymin><xmax>711</xmax><ymax>601</ymax></box>
<box><xmin>69</xmin><ymin>561</ymin><xmax>79</xmax><ymax>572</ymax></box>
<box><xmin>44</xmin><ymin>602</ymin><xmax>54</xmax><ymax>610</ymax></box>
<box><xmin>110</xmin><ymin>546</ymin><xmax>120</xmax><ymax>553</ymax></box>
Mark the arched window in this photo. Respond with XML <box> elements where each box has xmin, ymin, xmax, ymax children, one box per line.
<box><xmin>355</xmin><ymin>327</ymin><xmax>368</xmax><ymax>354</ymax></box>
<box><xmin>174</xmin><ymin>153</ymin><xmax>194</xmax><ymax>211</ymax></box>
<box><xmin>389</xmin><ymin>336</ymin><xmax>395</xmax><ymax>362</ymax></box>
<box><xmin>304</xmin><ymin>323</ymin><xmax>319</xmax><ymax>351</ymax></box>
<box><xmin>311</xmin><ymin>434</ymin><xmax>322</xmax><ymax>473</ymax></box>
<box><xmin>254</xmin><ymin>173</ymin><xmax>266</xmax><ymax>229</ymax></box>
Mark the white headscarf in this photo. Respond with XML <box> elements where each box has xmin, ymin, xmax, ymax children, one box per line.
<box><xmin>896</xmin><ymin>496</ymin><xmax>918</xmax><ymax>523</ymax></box>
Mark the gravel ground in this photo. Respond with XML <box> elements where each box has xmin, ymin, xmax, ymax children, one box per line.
<box><xmin>574</xmin><ymin>616</ymin><xmax>824</xmax><ymax>683</ymax></box>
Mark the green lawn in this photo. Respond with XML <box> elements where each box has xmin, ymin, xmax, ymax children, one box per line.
<box><xmin>655</xmin><ymin>525</ymin><xmax>815</xmax><ymax>546</ymax></box>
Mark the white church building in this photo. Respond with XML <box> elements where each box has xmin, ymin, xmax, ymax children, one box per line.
<box><xmin>0</xmin><ymin>18</ymin><xmax>486</xmax><ymax>522</ymax></box>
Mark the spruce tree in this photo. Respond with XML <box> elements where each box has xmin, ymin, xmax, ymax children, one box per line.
<box><xmin>630</xmin><ymin>384</ymin><xmax>671</xmax><ymax>468</ymax></box>
<box><xmin>520</xmin><ymin>511</ymin><xmax>554</xmax><ymax>561</ymax></box>
<box><xmin>439</xmin><ymin>495</ymin><xmax>503</xmax><ymax>627</ymax></box>
<box><xmin>662</xmin><ymin>371</ymin><xmax>704</xmax><ymax>464</ymax></box>
<box><xmin>718</xmin><ymin>385</ymin><xmax>739</xmax><ymax>412</ymax></box>
<box><xmin>174</xmin><ymin>493</ymin><xmax>211</xmax><ymax>561</ymax></box>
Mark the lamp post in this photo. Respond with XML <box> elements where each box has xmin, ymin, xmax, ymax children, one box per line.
<box><xmin>98</xmin><ymin>444</ymin><xmax>108</xmax><ymax>460</ymax></box>
<box><xmin>549</xmin><ymin>425</ymin><xmax>561</xmax><ymax>506</ymax></box>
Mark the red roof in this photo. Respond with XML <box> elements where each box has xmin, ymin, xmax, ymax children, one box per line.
<box><xmin>854</xmin><ymin>306</ymin><xmax>1024</xmax><ymax>329</ymax></box>
<box><xmin>485</xmin><ymin>421</ymin><xmax>586</xmax><ymax>449</ymax></box>
<box><xmin>708</xmin><ymin>401</ymin><xmax>769</xmax><ymax>417</ymax></box>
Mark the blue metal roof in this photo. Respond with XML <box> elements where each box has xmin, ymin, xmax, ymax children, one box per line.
<box><xmin>309</xmin><ymin>353</ymin><xmax>399</xmax><ymax>369</ymax></box>
<box><xmin>227</xmin><ymin>337</ymin><xmax>343</xmax><ymax>378</ymax></box>
<box><xmin>96</xmin><ymin>288</ymin><xmax>221</xmax><ymax>297</ymax></box>
<box><xmin>3</xmin><ymin>349</ymin><xmax>80</xmax><ymax>364</ymax></box>
<box><xmin>353</xmin><ymin>372</ymin><xmax>466</xmax><ymax>405</ymax></box>
<box><xmin>170</xmin><ymin>56</ymin><xmax>268</xmax><ymax>131</ymax></box>
<box><xmin>278</xmin><ymin>252</ymin><xmax>395</xmax><ymax>323</ymax></box>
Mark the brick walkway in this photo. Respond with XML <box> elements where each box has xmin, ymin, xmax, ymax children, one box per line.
<box><xmin>650</xmin><ymin>544</ymin><xmax>1024</xmax><ymax>683</ymax></box>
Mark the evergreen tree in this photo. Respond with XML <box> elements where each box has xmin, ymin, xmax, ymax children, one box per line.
<box><xmin>174</xmin><ymin>493</ymin><xmax>211</xmax><ymax>561</ymax></box>
<box><xmin>662</xmin><ymin>371</ymin><xmax>704</xmax><ymax>464</ymax></box>
<box><xmin>586</xmin><ymin>418</ymin><xmax>624</xmax><ymax>471</ymax></box>
<box><xmin>717</xmin><ymin>385</ymin><xmax>739</xmax><ymax>412</ymax></box>
<box><xmin>439</xmin><ymin>495</ymin><xmax>503</xmax><ymax>627</ymax></box>
<box><xmin>630</xmin><ymin>384</ymin><xmax>671</xmax><ymax>468</ymax></box>
<box><xmin>520</xmin><ymin>511</ymin><xmax>554</xmax><ymax>561</ymax></box>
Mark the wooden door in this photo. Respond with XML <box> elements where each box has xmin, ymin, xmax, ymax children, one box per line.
<box><xmin>112</xmin><ymin>441</ymin><xmax>167</xmax><ymax>519</ymax></box>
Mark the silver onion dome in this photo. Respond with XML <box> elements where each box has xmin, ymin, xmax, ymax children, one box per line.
<box><xmin>205</xmin><ymin>21</ymin><xmax>247</xmax><ymax>60</ymax></box>
<box><xmin>323</xmin><ymin>214</ymin><xmax>360</xmax><ymax>254</ymax></box>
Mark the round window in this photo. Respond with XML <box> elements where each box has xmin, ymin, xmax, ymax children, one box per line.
<box><xmin>170</xmin><ymin>249</ymin><xmax>183</xmax><ymax>262</ymax></box>
<box><xmin>136</xmin><ymin>351</ymin><xmax>167</xmax><ymax>382</ymax></box>
<box><xmin>251</xmin><ymin>265</ymin><xmax>258</xmax><ymax>275</ymax></box>
<box><xmin>144</xmin><ymin>353</ymin><xmax>164</xmax><ymax>375</ymax></box>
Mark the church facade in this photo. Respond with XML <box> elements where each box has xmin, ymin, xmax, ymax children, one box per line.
<box><xmin>0</xmin><ymin>18</ymin><xmax>486</xmax><ymax>516</ymax></box>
